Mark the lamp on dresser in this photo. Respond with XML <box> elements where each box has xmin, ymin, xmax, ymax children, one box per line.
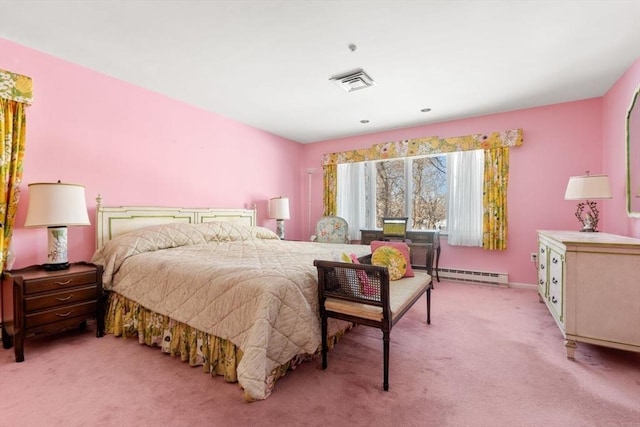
<box><xmin>564</xmin><ymin>172</ymin><xmax>611</xmax><ymax>232</ymax></box>
<box><xmin>269</xmin><ymin>196</ymin><xmax>290</xmax><ymax>240</ymax></box>
<box><xmin>24</xmin><ymin>181</ymin><xmax>90</xmax><ymax>270</ymax></box>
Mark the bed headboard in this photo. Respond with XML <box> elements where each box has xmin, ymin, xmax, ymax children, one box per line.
<box><xmin>95</xmin><ymin>196</ymin><xmax>257</xmax><ymax>249</ymax></box>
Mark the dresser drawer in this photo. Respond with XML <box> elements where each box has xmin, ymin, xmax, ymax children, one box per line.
<box><xmin>23</xmin><ymin>271</ymin><xmax>98</xmax><ymax>295</ymax></box>
<box><xmin>24</xmin><ymin>300</ymin><xmax>97</xmax><ymax>328</ymax></box>
<box><xmin>24</xmin><ymin>285</ymin><xmax>98</xmax><ymax>312</ymax></box>
<box><xmin>537</xmin><ymin>244</ymin><xmax>548</xmax><ymax>295</ymax></box>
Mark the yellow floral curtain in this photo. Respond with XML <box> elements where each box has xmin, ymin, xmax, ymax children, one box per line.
<box><xmin>483</xmin><ymin>147</ymin><xmax>509</xmax><ymax>250</ymax></box>
<box><xmin>321</xmin><ymin>128</ymin><xmax>523</xmax><ymax>250</ymax></box>
<box><xmin>322</xmin><ymin>164</ymin><xmax>337</xmax><ymax>216</ymax></box>
<box><xmin>0</xmin><ymin>69</ymin><xmax>33</xmax><ymax>270</ymax></box>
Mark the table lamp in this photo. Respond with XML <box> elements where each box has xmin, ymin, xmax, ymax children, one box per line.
<box><xmin>24</xmin><ymin>182</ymin><xmax>90</xmax><ymax>270</ymax></box>
<box><xmin>269</xmin><ymin>196</ymin><xmax>290</xmax><ymax>240</ymax></box>
<box><xmin>564</xmin><ymin>173</ymin><xmax>611</xmax><ymax>232</ymax></box>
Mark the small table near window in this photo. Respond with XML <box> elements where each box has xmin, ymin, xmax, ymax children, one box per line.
<box><xmin>360</xmin><ymin>229</ymin><xmax>441</xmax><ymax>281</ymax></box>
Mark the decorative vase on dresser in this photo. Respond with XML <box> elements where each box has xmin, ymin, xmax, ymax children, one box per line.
<box><xmin>537</xmin><ymin>230</ymin><xmax>640</xmax><ymax>359</ymax></box>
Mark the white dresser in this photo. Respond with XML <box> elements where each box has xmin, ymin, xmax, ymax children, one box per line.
<box><xmin>537</xmin><ymin>230</ymin><xmax>640</xmax><ymax>359</ymax></box>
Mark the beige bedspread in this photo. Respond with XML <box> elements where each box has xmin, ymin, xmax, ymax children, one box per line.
<box><xmin>91</xmin><ymin>221</ymin><xmax>369</xmax><ymax>400</ymax></box>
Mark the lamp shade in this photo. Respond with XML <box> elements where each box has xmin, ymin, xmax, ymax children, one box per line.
<box><xmin>24</xmin><ymin>182</ymin><xmax>90</xmax><ymax>227</ymax></box>
<box><xmin>269</xmin><ymin>197</ymin><xmax>290</xmax><ymax>220</ymax></box>
<box><xmin>564</xmin><ymin>174</ymin><xmax>612</xmax><ymax>200</ymax></box>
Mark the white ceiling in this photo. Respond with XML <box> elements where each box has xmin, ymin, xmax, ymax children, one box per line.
<box><xmin>1</xmin><ymin>0</ymin><xmax>639</xmax><ymax>144</ymax></box>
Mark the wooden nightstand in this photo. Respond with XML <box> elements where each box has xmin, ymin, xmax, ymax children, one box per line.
<box><xmin>1</xmin><ymin>262</ymin><xmax>104</xmax><ymax>362</ymax></box>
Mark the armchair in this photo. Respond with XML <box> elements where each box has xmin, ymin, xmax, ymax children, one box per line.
<box><xmin>311</xmin><ymin>216</ymin><xmax>350</xmax><ymax>244</ymax></box>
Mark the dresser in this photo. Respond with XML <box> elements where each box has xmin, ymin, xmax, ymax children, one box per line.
<box><xmin>1</xmin><ymin>262</ymin><xmax>104</xmax><ymax>362</ymax></box>
<box><xmin>537</xmin><ymin>230</ymin><xmax>640</xmax><ymax>359</ymax></box>
<box><xmin>360</xmin><ymin>229</ymin><xmax>441</xmax><ymax>281</ymax></box>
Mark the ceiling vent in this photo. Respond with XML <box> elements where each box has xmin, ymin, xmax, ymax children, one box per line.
<box><xmin>330</xmin><ymin>69</ymin><xmax>376</xmax><ymax>92</ymax></box>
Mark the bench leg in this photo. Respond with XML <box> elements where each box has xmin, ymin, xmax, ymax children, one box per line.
<box><xmin>321</xmin><ymin>314</ymin><xmax>328</xmax><ymax>369</ymax></box>
<box><xmin>383</xmin><ymin>330</ymin><xmax>390</xmax><ymax>391</ymax></box>
<box><xmin>427</xmin><ymin>287</ymin><xmax>431</xmax><ymax>325</ymax></box>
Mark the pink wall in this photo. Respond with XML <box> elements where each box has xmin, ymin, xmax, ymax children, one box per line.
<box><xmin>1</xmin><ymin>39</ymin><xmax>303</xmax><ymax>268</ymax></box>
<box><xmin>3</xmin><ymin>37</ymin><xmax>638</xmax><ymax>286</ymax></box>
<box><xmin>601</xmin><ymin>57</ymin><xmax>640</xmax><ymax>238</ymax></box>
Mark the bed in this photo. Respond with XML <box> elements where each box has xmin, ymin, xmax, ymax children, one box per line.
<box><xmin>91</xmin><ymin>200</ymin><xmax>370</xmax><ymax>401</ymax></box>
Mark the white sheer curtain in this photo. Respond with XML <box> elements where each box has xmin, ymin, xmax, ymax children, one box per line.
<box><xmin>446</xmin><ymin>149</ymin><xmax>484</xmax><ymax>246</ymax></box>
<box><xmin>337</xmin><ymin>162</ymin><xmax>367</xmax><ymax>241</ymax></box>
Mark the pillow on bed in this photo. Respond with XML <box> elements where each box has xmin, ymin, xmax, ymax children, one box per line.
<box><xmin>371</xmin><ymin>246</ymin><xmax>407</xmax><ymax>281</ymax></box>
<box><xmin>253</xmin><ymin>226</ymin><xmax>281</xmax><ymax>240</ymax></box>
<box><xmin>370</xmin><ymin>241</ymin><xmax>414</xmax><ymax>278</ymax></box>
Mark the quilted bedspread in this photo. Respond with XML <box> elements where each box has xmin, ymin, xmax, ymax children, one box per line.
<box><xmin>91</xmin><ymin>221</ymin><xmax>370</xmax><ymax>400</ymax></box>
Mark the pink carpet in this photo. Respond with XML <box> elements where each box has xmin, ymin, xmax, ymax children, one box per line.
<box><xmin>1</xmin><ymin>281</ymin><xmax>638</xmax><ymax>427</ymax></box>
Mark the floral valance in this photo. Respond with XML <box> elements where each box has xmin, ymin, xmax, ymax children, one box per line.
<box><xmin>0</xmin><ymin>69</ymin><xmax>33</xmax><ymax>105</ymax></box>
<box><xmin>321</xmin><ymin>128</ymin><xmax>523</xmax><ymax>165</ymax></box>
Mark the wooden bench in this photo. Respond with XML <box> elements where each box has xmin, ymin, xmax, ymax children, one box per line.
<box><xmin>314</xmin><ymin>249</ymin><xmax>433</xmax><ymax>391</ymax></box>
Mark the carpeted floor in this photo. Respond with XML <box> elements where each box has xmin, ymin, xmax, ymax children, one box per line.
<box><xmin>1</xmin><ymin>281</ymin><xmax>638</xmax><ymax>427</ymax></box>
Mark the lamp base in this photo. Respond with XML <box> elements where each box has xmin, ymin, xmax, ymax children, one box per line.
<box><xmin>44</xmin><ymin>262</ymin><xmax>70</xmax><ymax>271</ymax></box>
<box><xmin>276</xmin><ymin>219</ymin><xmax>285</xmax><ymax>240</ymax></box>
<box><xmin>575</xmin><ymin>201</ymin><xmax>601</xmax><ymax>233</ymax></box>
<box><xmin>47</xmin><ymin>226</ymin><xmax>69</xmax><ymax>266</ymax></box>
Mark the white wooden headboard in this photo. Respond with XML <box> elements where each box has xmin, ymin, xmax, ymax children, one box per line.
<box><xmin>95</xmin><ymin>196</ymin><xmax>257</xmax><ymax>249</ymax></box>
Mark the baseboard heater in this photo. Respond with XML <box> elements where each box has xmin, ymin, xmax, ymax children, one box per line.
<box><xmin>438</xmin><ymin>268</ymin><xmax>508</xmax><ymax>285</ymax></box>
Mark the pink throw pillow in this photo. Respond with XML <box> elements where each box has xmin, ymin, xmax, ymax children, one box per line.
<box><xmin>349</xmin><ymin>253</ymin><xmax>375</xmax><ymax>296</ymax></box>
<box><xmin>370</xmin><ymin>241</ymin><xmax>414</xmax><ymax>278</ymax></box>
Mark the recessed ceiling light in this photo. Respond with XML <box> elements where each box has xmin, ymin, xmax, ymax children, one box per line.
<box><xmin>360</xmin><ymin>119</ymin><xmax>370</xmax><ymax>124</ymax></box>
<box><xmin>421</xmin><ymin>108</ymin><xmax>432</xmax><ymax>113</ymax></box>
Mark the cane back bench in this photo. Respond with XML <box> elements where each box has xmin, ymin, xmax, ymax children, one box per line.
<box><xmin>314</xmin><ymin>249</ymin><xmax>433</xmax><ymax>391</ymax></box>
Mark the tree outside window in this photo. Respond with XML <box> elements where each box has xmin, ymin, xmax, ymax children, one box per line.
<box><xmin>374</xmin><ymin>155</ymin><xmax>447</xmax><ymax>230</ymax></box>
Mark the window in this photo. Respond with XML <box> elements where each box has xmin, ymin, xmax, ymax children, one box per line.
<box><xmin>374</xmin><ymin>155</ymin><xmax>447</xmax><ymax>229</ymax></box>
<box><xmin>337</xmin><ymin>150</ymin><xmax>483</xmax><ymax>246</ymax></box>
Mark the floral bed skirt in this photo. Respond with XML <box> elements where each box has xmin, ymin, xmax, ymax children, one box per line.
<box><xmin>104</xmin><ymin>292</ymin><xmax>349</xmax><ymax>401</ymax></box>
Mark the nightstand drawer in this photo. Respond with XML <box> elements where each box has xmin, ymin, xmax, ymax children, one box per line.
<box><xmin>24</xmin><ymin>285</ymin><xmax>98</xmax><ymax>312</ymax></box>
<box><xmin>25</xmin><ymin>300</ymin><xmax>97</xmax><ymax>328</ymax></box>
<box><xmin>23</xmin><ymin>271</ymin><xmax>98</xmax><ymax>295</ymax></box>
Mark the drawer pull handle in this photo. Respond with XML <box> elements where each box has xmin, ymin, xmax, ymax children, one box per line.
<box><xmin>56</xmin><ymin>311</ymin><xmax>73</xmax><ymax>317</ymax></box>
<box><xmin>56</xmin><ymin>295</ymin><xmax>73</xmax><ymax>301</ymax></box>
<box><xmin>551</xmin><ymin>296</ymin><xmax>557</xmax><ymax>304</ymax></box>
<box><xmin>552</xmin><ymin>257</ymin><xmax>558</xmax><ymax>264</ymax></box>
<box><xmin>552</xmin><ymin>278</ymin><xmax>558</xmax><ymax>284</ymax></box>
<box><xmin>55</xmin><ymin>280</ymin><xmax>72</xmax><ymax>286</ymax></box>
